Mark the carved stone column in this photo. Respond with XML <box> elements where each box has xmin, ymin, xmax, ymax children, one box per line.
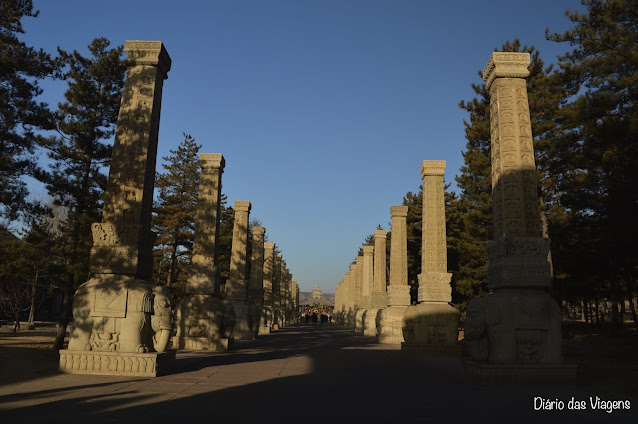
<box><xmin>372</xmin><ymin>230</ymin><xmax>388</xmax><ymax>308</ymax></box>
<box><xmin>175</xmin><ymin>153</ymin><xmax>235</xmax><ymax>352</ymax></box>
<box><xmin>362</xmin><ymin>245</ymin><xmax>378</xmax><ymax>336</ymax></box>
<box><xmin>353</xmin><ymin>256</ymin><xmax>365</xmax><ymax>333</ymax></box>
<box><xmin>62</xmin><ymin>41</ymin><xmax>175</xmax><ymax>376</ymax></box>
<box><xmin>402</xmin><ymin>161</ymin><xmax>460</xmax><ymax>354</ymax></box>
<box><xmin>464</xmin><ymin>52</ymin><xmax>575</xmax><ymax>382</ymax></box>
<box><xmin>249</xmin><ymin>227</ymin><xmax>270</xmax><ymax>335</ymax></box>
<box><xmin>377</xmin><ymin>206</ymin><xmax>410</xmax><ymax>344</ymax></box>
<box><xmin>262</xmin><ymin>241</ymin><xmax>275</xmax><ymax>332</ymax></box>
<box><xmin>272</xmin><ymin>253</ymin><xmax>282</xmax><ymax>330</ymax></box>
<box><xmin>227</xmin><ymin>201</ymin><xmax>257</xmax><ymax>340</ymax></box>
<box><xmin>345</xmin><ymin>269</ymin><xmax>355</xmax><ymax>329</ymax></box>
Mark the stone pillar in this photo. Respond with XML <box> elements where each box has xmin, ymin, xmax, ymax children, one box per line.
<box><xmin>353</xmin><ymin>256</ymin><xmax>365</xmax><ymax>333</ymax></box>
<box><xmin>227</xmin><ymin>201</ymin><xmax>257</xmax><ymax>340</ymax></box>
<box><xmin>279</xmin><ymin>259</ymin><xmax>288</xmax><ymax>327</ymax></box>
<box><xmin>174</xmin><ymin>153</ymin><xmax>235</xmax><ymax>351</ymax></box>
<box><xmin>464</xmin><ymin>52</ymin><xmax>573</xmax><ymax>381</ymax></box>
<box><xmin>334</xmin><ymin>281</ymin><xmax>341</xmax><ymax>325</ymax></box>
<box><xmin>362</xmin><ymin>245</ymin><xmax>377</xmax><ymax>336</ymax></box>
<box><xmin>377</xmin><ymin>206</ymin><xmax>410</xmax><ymax>344</ymax></box>
<box><xmin>63</xmin><ymin>41</ymin><xmax>175</xmax><ymax>376</ymax></box>
<box><xmin>372</xmin><ymin>230</ymin><xmax>388</xmax><ymax>308</ymax></box>
<box><xmin>345</xmin><ymin>269</ymin><xmax>355</xmax><ymax>328</ymax></box>
<box><xmin>249</xmin><ymin>227</ymin><xmax>270</xmax><ymax>335</ymax></box>
<box><xmin>402</xmin><ymin>161</ymin><xmax>460</xmax><ymax>354</ymax></box>
<box><xmin>272</xmin><ymin>253</ymin><xmax>282</xmax><ymax>330</ymax></box>
<box><xmin>290</xmin><ymin>277</ymin><xmax>298</xmax><ymax>324</ymax></box>
<box><xmin>262</xmin><ymin>241</ymin><xmax>275</xmax><ymax>332</ymax></box>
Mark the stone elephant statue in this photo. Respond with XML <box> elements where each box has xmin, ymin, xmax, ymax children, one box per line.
<box><xmin>464</xmin><ymin>290</ymin><xmax>562</xmax><ymax>364</ymax></box>
<box><xmin>68</xmin><ymin>275</ymin><xmax>172</xmax><ymax>353</ymax></box>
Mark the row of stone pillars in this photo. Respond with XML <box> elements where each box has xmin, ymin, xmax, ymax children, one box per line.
<box><xmin>175</xmin><ymin>157</ymin><xmax>299</xmax><ymax>348</ymax></box>
<box><xmin>334</xmin><ymin>161</ymin><xmax>458</xmax><ymax>350</ymax></box>
<box><xmin>59</xmin><ymin>40</ymin><xmax>300</xmax><ymax>377</ymax></box>
<box><xmin>334</xmin><ymin>51</ymin><xmax>575</xmax><ymax>382</ymax></box>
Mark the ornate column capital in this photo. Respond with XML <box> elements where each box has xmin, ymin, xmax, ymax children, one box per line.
<box><xmin>234</xmin><ymin>200</ymin><xmax>251</xmax><ymax>213</ymax></box>
<box><xmin>420</xmin><ymin>160</ymin><xmax>446</xmax><ymax>178</ymax></box>
<box><xmin>390</xmin><ymin>205</ymin><xmax>408</xmax><ymax>218</ymax></box>
<box><xmin>124</xmin><ymin>40</ymin><xmax>171</xmax><ymax>78</ymax></box>
<box><xmin>483</xmin><ymin>52</ymin><xmax>530</xmax><ymax>90</ymax></box>
<box><xmin>199</xmin><ymin>153</ymin><xmax>225</xmax><ymax>171</ymax></box>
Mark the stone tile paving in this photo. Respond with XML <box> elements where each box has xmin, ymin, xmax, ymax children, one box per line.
<box><xmin>1</xmin><ymin>324</ymin><xmax>635</xmax><ymax>423</ymax></box>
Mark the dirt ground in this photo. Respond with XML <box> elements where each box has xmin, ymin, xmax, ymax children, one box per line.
<box><xmin>0</xmin><ymin>321</ymin><xmax>636</xmax><ymax>399</ymax></box>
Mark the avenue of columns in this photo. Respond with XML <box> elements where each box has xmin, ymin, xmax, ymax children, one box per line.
<box><xmin>58</xmin><ymin>40</ymin><xmax>572</xmax><ymax>381</ymax></box>
<box><xmin>59</xmin><ymin>41</ymin><xmax>299</xmax><ymax>377</ymax></box>
<box><xmin>334</xmin><ymin>51</ymin><xmax>574</xmax><ymax>380</ymax></box>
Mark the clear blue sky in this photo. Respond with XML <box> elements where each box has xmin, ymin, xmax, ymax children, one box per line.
<box><xmin>20</xmin><ymin>0</ymin><xmax>582</xmax><ymax>293</ymax></box>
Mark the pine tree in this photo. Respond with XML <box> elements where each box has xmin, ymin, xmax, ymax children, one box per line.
<box><xmin>0</xmin><ymin>0</ymin><xmax>59</xmax><ymax>220</ymax></box>
<box><xmin>152</xmin><ymin>133</ymin><xmax>201</xmax><ymax>296</ymax></box>
<box><xmin>547</xmin><ymin>0</ymin><xmax>638</xmax><ymax>326</ymax></box>
<box><xmin>39</xmin><ymin>37</ymin><xmax>125</xmax><ymax>350</ymax></box>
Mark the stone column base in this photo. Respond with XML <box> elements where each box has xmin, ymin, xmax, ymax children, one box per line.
<box><xmin>231</xmin><ymin>301</ymin><xmax>258</xmax><ymax>340</ymax></box>
<box><xmin>171</xmin><ymin>336</ymin><xmax>233</xmax><ymax>352</ymax></box>
<box><xmin>376</xmin><ymin>306</ymin><xmax>407</xmax><ymax>344</ymax></box>
<box><xmin>401</xmin><ymin>302</ymin><xmax>460</xmax><ymax>351</ymax></box>
<box><xmin>258</xmin><ymin>326</ymin><xmax>271</xmax><ymax>335</ymax></box>
<box><xmin>401</xmin><ymin>343</ymin><xmax>462</xmax><ymax>356</ymax></box>
<box><xmin>362</xmin><ymin>308</ymin><xmax>380</xmax><ymax>337</ymax></box>
<box><xmin>464</xmin><ymin>361</ymin><xmax>577</xmax><ymax>384</ymax></box>
<box><xmin>59</xmin><ymin>349</ymin><xmax>176</xmax><ymax>377</ymax></box>
<box><xmin>354</xmin><ymin>309</ymin><xmax>365</xmax><ymax>333</ymax></box>
<box><xmin>347</xmin><ymin>311</ymin><xmax>355</xmax><ymax>329</ymax></box>
<box><xmin>271</xmin><ymin>324</ymin><xmax>280</xmax><ymax>331</ymax></box>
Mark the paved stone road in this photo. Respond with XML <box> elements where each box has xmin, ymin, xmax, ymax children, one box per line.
<box><xmin>0</xmin><ymin>324</ymin><xmax>633</xmax><ymax>423</ymax></box>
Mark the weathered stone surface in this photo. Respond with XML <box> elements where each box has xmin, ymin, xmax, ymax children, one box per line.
<box><xmin>376</xmin><ymin>206</ymin><xmax>410</xmax><ymax>343</ymax></box>
<box><xmin>65</xmin><ymin>42</ymin><xmax>175</xmax><ymax>377</ymax></box>
<box><xmin>91</xmin><ymin>41</ymin><xmax>171</xmax><ymax>279</ymax></box>
<box><xmin>361</xmin><ymin>245</ymin><xmax>374</xmax><ymax>309</ymax></box>
<box><xmin>402</xmin><ymin>160</ymin><xmax>460</xmax><ymax>353</ymax></box>
<box><xmin>362</xmin><ymin>308</ymin><xmax>380</xmax><ymax>337</ymax></box>
<box><xmin>226</xmin><ymin>201</ymin><xmax>251</xmax><ymax>301</ymax></box>
<box><xmin>176</xmin><ymin>295</ymin><xmax>235</xmax><ymax>349</ymax></box>
<box><xmin>372</xmin><ymin>229</ymin><xmax>387</xmax><ymax>308</ymax></box>
<box><xmin>176</xmin><ymin>153</ymin><xmax>234</xmax><ymax>351</ymax></box>
<box><xmin>354</xmin><ymin>309</ymin><xmax>365</xmax><ymax>333</ymax></box>
<box><xmin>376</xmin><ymin>306</ymin><xmax>407</xmax><ymax>344</ymax></box>
<box><xmin>59</xmin><ymin>350</ymin><xmax>175</xmax><ymax>377</ymax></box>
<box><xmin>465</xmin><ymin>290</ymin><xmax>561</xmax><ymax>364</ymax></box>
<box><xmin>389</xmin><ymin>206</ymin><xmax>408</xmax><ymax>288</ymax></box>
<box><xmin>263</xmin><ymin>242</ymin><xmax>275</xmax><ymax>307</ymax></box>
<box><xmin>463</xmin><ymin>52</ymin><xmax>568</xmax><ymax>379</ymax></box>
<box><xmin>189</xmin><ymin>153</ymin><xmax>224</xmax><ymax>295</ymax></box>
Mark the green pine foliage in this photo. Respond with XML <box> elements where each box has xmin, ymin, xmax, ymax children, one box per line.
<box><xmin>153</xmin><ymin>133</ymin><xmax>201</xmax><ymax>295</ymax></box>
<box><xmin>38</xmin><ymin>37</ymin><xmax>125</xmax><ymax>350</ymax></box>
<box><xmin>0</xmin><ymin>0</ymin><xmax>59</xmax><ymax>220</ymax></box>
<box><xmin>547</xmin><ymin>0</ymin><xmax>638</xmax><ymax>325</ymax></box>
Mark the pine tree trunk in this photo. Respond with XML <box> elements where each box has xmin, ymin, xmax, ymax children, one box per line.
<box><xmin>167</xmin><ymin>244</ymin><xmax>178</xmax><ymax>287</ymax></box>
<box><xmin>583</xmin><ymin>299</ymin><xmax>588</xmax><ymax>323</ymax></box>
<box><xmin>28</xmin><ymin>269</ymin><xmax>38</xmax><ymax>330</ymax></box>
<box><xmin>619</xmin><ymin>295</ymin><xmax>626</xmax><ymax>328</ymax></box>
<box><xmin>626</xmin><ymin>279</ymin><xmax>638</xmax><ymax>328</ymax></box>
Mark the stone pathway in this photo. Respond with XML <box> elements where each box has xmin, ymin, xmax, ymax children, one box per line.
<box><xmin>0</xmin><ymin>324</ymin><xmax>633</xmax><ymax>423</ymax></box>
